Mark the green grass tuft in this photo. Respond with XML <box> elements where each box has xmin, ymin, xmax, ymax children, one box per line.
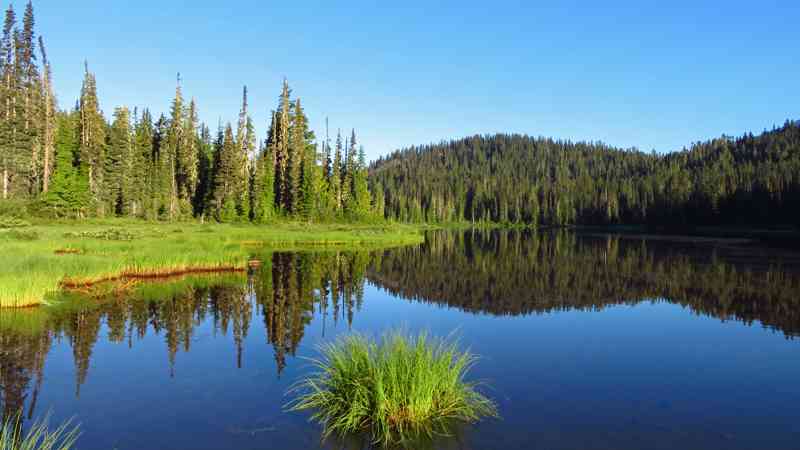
<box><xmin>288</xmin><ymin>331</ymin><xmax>497</xmax><ymax>447</ymax></box>
<box><xmin>0</xmin><ymin>413</ymin><xmax>79</xmax><ymax>450</ymax></box>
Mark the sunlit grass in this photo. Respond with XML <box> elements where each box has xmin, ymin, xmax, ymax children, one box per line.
<box><xmin>287</xmin><ymin>331</ymin><xmax>497</xmax><ymax>447</ymax></box>
<box><xmin>0</xmin><ymin>414</ymin><xmax>79</xmax><ymax>450</ymax></box>
<box><xmin>0</xmin><ymin>220</ymin><xmax>422</xmax><ymax>307</ymax></box>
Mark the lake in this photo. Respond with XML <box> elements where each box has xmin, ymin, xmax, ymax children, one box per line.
<box><xmin>2</xmin><ymin>230</ymin><xmax>800</xmax><ymax>449</ymax></box>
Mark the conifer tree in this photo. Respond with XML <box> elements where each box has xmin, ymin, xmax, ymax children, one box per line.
<box><xmin>252</xmin><ymin>137</ymin><xmax>276</xmax><ymax>223</ymax></box>
<box><xmin>43</xmin><ymin>111</ymin><xmax>89</xmax><ymax>217</ymax></box>
<box><xmin>371</xmin><ymin>180</ymin><xmax>385</xmax><ymax>219</ymax></box>
<box><xmin>177</xmin><ymin>97</ymin><xmax>199</xmax><ymax>216</ymax></box>
<box><xmin>161</xmin><ymin>78</ymin><xmax>183</xmax><ymax>218</ymax></box>
<box><xmin>194</xmin><ymin>123</ymin><xmax>213</xmax><ymax>217</ymax></box>
<box><xmin>350</xmin><ymin>145</ymin><xmax>370</xmax><ymax>218</ymax></box>
<box><xmin>342</xmin><ymin>129</ymin><xmax>358</xmax><ymax>213</ymax></box>
<box><xmin>131</xmin><ymin>108</ymin><xmax>153</xmax><ymax>218</ymax></box>
<box><xmin>78</xmin><ymin>63</ymin><xmax>106</xmax><ymax>215</ymax></box>
<box><xmin>38</xmin><ymin>35</ymin><xmax>53</xmax><ymax>193</ymax></box>
<box><xmin>331</xmin><ymin>130</ymin><xmax>343</xmax><ymax>212</ymax></box>
<box><xmin>105</xmin><ymin>106</ymin><xmax>132</xmax><ymax>215</ymax></box>
<box><xmin>0</xmin><ymin>5</ymin><xmax>16</xmax><ymax>199</ymax></box>
<box><xmin>234</xmin><ymin>86</ymin><xmax>254</xmax><ymax>219</ymax></box>
<box><xmin>211</xmin><ymin>123</ymin><xmax>237</xmax><ymax>221</ymax></box>
<box><xmin>274</xmin><ymin>80</ymin><xmax>291</xmax><ymax>212</ymax></box>
<box><xmin>287</xmin><ymin>98</ymin><xmax>310</xmax><ymax>214</ymax></box>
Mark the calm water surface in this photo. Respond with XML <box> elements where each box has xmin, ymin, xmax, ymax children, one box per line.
<box><xmin>2</xmin><ymin>231</ymin><xmax>800</xmax><ymax>449</ymax></box>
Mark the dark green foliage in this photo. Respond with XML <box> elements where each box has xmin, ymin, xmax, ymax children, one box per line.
<box><xmin>371</xmin><ymin>123</ymin><xmax>800</xmax><ymax>227</ymax></box>
<box><xmin>42</xmin><ymin>112</ymin><xmax>89</xmax><ymax>217</ymax></box>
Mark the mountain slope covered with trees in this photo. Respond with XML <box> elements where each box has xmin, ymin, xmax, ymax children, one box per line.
<box><xmin>370</xmin><ymin>122</ymin><xmax>800</xmax><ymax>227</ymax></box>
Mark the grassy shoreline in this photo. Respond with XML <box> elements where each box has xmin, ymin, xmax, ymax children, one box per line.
<box><xmin>0</xmin><ymin>219</ymin><xmax>423</xmax><ymax>308</ymax></box>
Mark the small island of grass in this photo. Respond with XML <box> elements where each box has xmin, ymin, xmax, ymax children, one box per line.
<box><xmin>288</xmin><ymin>331</ymin><xmax>497</xmax><ymax>447</ymax></box>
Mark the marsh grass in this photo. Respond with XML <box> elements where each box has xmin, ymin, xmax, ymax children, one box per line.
<box><xmin>0</xmin><ymin>220</ymin><xmax>422</xmax><ymax>307</ymax></box>
<box><xmin>288</xmin><ymin>331</ymin><xmax>497</xmax><ymax>447</ymax></box>
<box><xmin>0</xmin><ymin>414</ymin><xmax>79</xmax><ymax>450</ymax></box>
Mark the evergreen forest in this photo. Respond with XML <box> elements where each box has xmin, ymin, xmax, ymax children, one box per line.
<box><xmin>0</xmin><ymin>2</ymin><xmax>378</xmax><ymax>223</ymax></box>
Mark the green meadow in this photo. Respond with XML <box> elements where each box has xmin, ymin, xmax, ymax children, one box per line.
<box><xmin>0</xmin><ymin>219</ymin><xmax>423</xmax><ymax>308</ymax></box>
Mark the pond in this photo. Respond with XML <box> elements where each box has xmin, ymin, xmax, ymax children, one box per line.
<box><xmin>2</xmin><ymin>230</ymin><xmax>800</xmax><ymax>449</ymax></box>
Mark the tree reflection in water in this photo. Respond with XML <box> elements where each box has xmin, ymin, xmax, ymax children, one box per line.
<box><xmin>1</xmin><ymin>232</ymin><xmax>799</xmax><ymax>426</ymax></box>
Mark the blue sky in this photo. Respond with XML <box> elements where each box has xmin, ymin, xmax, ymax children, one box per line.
<box><xmin>25</xmin><ymin>0</ymin><xmax>800</xmax><ymax>160</ymax></box>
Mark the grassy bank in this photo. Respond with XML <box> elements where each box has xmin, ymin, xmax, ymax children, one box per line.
<box><xmin>0</xmin><ymin>219</ymin><xmax>423</xmax><ymax>307</ymax></box>
<box><xmin>288</xmin><ymin>331</ymin><xmax>497</xmax><ymax>447</ymax></box>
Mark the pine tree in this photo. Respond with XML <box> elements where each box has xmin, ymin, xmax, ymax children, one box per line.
<box><xmin>43</xmin><ymin>111</ymin><xmax>89</xmax><ymax>217</ymax></box>
<box><xmin>252</xmin><ymin>138</ymin><xmax>276</xmax><ymax>223</ymax></box>
<box><xmin>350</xmin><ymin>145</ymin><xmax>370</xmax><ymax>218</ymax></box>
<box><xmin>371</xmin><ymin>180</ymin><xmax>385</xmax><ymax>219</ymax></box>
<box><xmin>234</xmin><ymin>86</ymin><xmax>254</xmax><ymax>219</ymax></box>
<box><xmin>342</xmin><ymin>129</ymin><xmax>358</xmax><ymax>213</ymax></box>
<box><xmin>78</xmin><ymin>63</ymin><xmax>106</xmax><ymax>215</ymax></box>
<box><xmin>211</xmin><ymin>123</ymin><xmax>237</xmax><ymax>222</ymax></box>
<box><xmin>161</xmin><ymin>77</ymin><xmax>183</xmax><ymax>219</ymax></box>
<box><xmin>131</xmin><ymin>108</ymin><xmax>154</xmax><ymax>218</ymax></box>
<box><xmin>19</xmin><ymin>1</ymin><xmax>40</xmax><ymax>197</ymax></box>
<box><xmin>105</xmin><ymin>106</ymin><xmax>132</xmax><ymax>215</ymax></box>
<box><xmin>194</xmin><ymin>123</ymin><xmax>214</xmax><ymax>217</ymax></box>
<box><xmin>152</xmin><ymin>113</ymin><xmax>171</xmax><ymax>219</ymax></box>
<box><xmin>0</xmin><ymin>5</ymin><xmax>16</xmax><ymax>200</ymax></box>
<box><xmin>38</xmin><ymin>36</ymin><xmax>54</xmax><ymax>194</ymax></box>
<box><xmin>273</xmin><ymin>80</ymin><xmax>291</xmax><ymax>212</ymax></box>
<box><xmin>287</xmin><ymin>98</ymin><xmax>310</xmax><ymax>214</ymax></box>
<box><xmin>331</xmin><ymin>130</ymin><xmax>343</xmax><ymax>212</ymax></box>
<box><xmin>177</xmin><ymin>97</ymin><xmax>199</xmax><ymax>216</ymax></box>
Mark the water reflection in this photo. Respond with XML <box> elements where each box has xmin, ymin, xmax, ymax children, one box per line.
<box><xmin>0</xmin><ymin>251</ymin><xmax>371</xmax><ymax>424</ymax></box>
<box><xmin>370</xmin><ymin>230</ymin><xmax>800</xmax><ymax>336</ymax></box>
<box><xmin>1</xmin><ymin>231</ymin><xmax>799</xmax><ymax>446</ymax></box>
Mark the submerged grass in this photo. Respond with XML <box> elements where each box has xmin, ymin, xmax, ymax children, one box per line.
<box><xmin>288</xmin><ymin>331</ymin><xmax>497</xmax><ymax>447</ymax></box>
<box><xmin>0</xmin><ymin>220</ymin><xmax>422</xmax><ymax>307</ymax></box>
<box><xmin>0</xmin><ymin>414</ymin><xmax>79</xmax><ymax>450</ymax></box>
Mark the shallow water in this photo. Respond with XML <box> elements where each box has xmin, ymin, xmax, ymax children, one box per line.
<box><xmin>2</xmin><ymin>230</ymin><xmax>800</xmax><ymax>449</ymax></box>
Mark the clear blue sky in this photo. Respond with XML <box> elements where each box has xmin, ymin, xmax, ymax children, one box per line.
<box><xmin>26</xmin><ymin>0</ymin><xmax>800</xmax><ymax>160</ymax></box>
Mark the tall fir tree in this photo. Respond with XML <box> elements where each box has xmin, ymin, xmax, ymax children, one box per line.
<box><xmin>43</xmin><ymin>111</ymin><xmax>89</xmax><ymax>217</ymax></box>
<box><xmin>194</xmin><ymin>123</ymin><xmax>214</xmax><ymax>217</ymax></box>
<box><xmin>272</xmin><ymin>80</ymin><xmax>291</xmax><ymax>212</ymax></box>
<box><xmin>234</xmin><ymin>86</ymin><xmax>254</xmax><ymax>219</ymax></box>
<box><xmin>342</xmin><ymin>129</ymin><xmax>357</xmax><ymax>213</ymax></box>
<box><xmin>131</xmin><ymin>108</ymin><xmax>154</xmax><ymax>218</ymax></box>
<box><xmin>177</xmin><ymin>96</ymin><xmax>199</xmax><ymax>216</ymax></box>
<box><xmin>252</xmin><ymin>126</ymin><xmax>276</xmax><ymax>223</ymax></box>
<box><xmin>331</xmin><ymin>130</ymin><xmax>343</xmax><ymax>212</ymax></box>
<box><xmin>38</xmin><ymin>35</ymin><xmax>53</xmax><ymax>193</ymax></box>
<box><xmin>78</xmin><ymin>63</ymin><xmax>106</xmax><ymax>215</ymax></box>
<box><xmin>0</xmin><ymin>4</ymin><xmax>16</xmax><ymax>200</ymax></box>
<box><xmin>105</xmin><ymin>106</ymin><xmax>132</xmax><ymax>215</ymax></box>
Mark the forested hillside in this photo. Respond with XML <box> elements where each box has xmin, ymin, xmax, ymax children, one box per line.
<box><xmin>370</xmin><ymin>122</ymin><xmax>800</xmax><ymax>227</ymax></box>
<box><xmin>0</xmin><ymin>2</ymin><xmax>379</xmax><ymax>222</ymax></box>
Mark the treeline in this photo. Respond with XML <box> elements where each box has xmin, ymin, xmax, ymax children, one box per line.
<box><xmin>0</xmin><ymin>2</ymin><xmax>381</xmax><ymax>222</ymax></box>
<box><xmin>370</xmin><ymin>123</ymin><xmax>800</xmax><ymax>227</ymax></box>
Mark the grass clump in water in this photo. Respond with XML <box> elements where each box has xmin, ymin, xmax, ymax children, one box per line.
<box><xmin>288</xmin><ymin>331</ymin><xmax>497</xmax><ymax>447</ymax></box>
<box><xmin>0</xmin><ymin>414</ymin><xmax>79</xmax><ymax>450</ymax></box>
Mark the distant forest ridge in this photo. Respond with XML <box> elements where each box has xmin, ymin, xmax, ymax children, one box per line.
<box><xmin>369</xmin><ymin>120</ymin><xmax>800</xmax><ymax>226</ymax></box>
